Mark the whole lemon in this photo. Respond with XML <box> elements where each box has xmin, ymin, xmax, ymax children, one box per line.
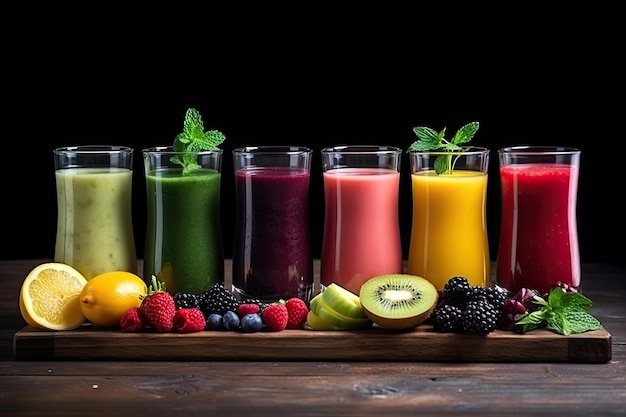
<box><xmin>80</xmin><ymin>271</ymin><xmax>147</xmax><ymax>327</ymax></box>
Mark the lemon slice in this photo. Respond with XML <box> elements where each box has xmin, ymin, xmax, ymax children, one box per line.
<box><xmin>19</xmin><ymin>263</ymin><xmax>89</xmax><ymax>330</ymax></box>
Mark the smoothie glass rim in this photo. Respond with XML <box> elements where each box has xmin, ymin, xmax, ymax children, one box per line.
<box><xmin>233</xmin><ymin>146</ymin><xmax>312</xmax><ymax>155</ymax></box>
<box><xmin>54</xmin><ymin>145</ymin><xmax>134</xmax><ymax>170</ymax></box>
<box><xmin>321</xmin><ymin>145</ymin><xmax>402</xmax><ymax>172</ymax></box>
<box><xmin>142</xmin><ymin>145</ymin><xmax>224</xmax><ymax>155</ymax></box>
<box><xmin>54</xmin><ymin>145</ymin><xmax>134</xmax><ymax>155</ymax></box>
<box><xmin>407</xmin><ymin>146</ymin><xmax>489</xmax><ymax>156</ymax></box>
<box><xmin>322</xmin><ymin>145</ymin><xmax>402</xmax><ymax>154</ymax></box>
<box><xmin>498</xmin><ymin>145</ymin><xmax>580</xmax><ymax>156</ymax></box>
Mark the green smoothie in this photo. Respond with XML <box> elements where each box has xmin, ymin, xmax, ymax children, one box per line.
<box><xmin>143</xmin><ymin>167</ymin><xmax>223</xmax><ymax>294</ymax></box>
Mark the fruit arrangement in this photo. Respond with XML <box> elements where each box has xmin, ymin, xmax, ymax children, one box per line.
<box><xmin>18</xmin><ymin>262</ymin><xmax>602</xmax><ymax>336</ymax></box>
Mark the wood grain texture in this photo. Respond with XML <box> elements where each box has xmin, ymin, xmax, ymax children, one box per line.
<box><xmin>3</xmin><ymin>260</ymin><xmax>626</xmax><ymax>416</ymax></box>
<box><xmin>13</xmin><ymin>324</ymin><xmax>612</xmax><ymax>363</ymax></box>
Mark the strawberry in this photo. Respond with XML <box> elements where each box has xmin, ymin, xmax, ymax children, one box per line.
<box><xmin>140</xmin><ymin>276</ymin><xmax>176</xmax><ymax>332</ymax></box>
<box><xmin>236</xmin><ymin>303</ymin><xmax>261</xmax><ymax>318</ymax></box>
<box><xmin>174</xmin><ymin>308</ymin><xmax>206</xmax><ymax>333</ymax></box>
<box><xmin>284</xmin><ymin>297</ymin><xmax>309</xmax><ymax>329</ymax></box>
<box><xmin>120</xmin><ymin>307</ymin><xmax>144</xmax><ymax>332</ymax></box>
<box><xmin>261</xmin><ymin>302</ymin><xmax>288</xmax><ymax>332</ymax></box>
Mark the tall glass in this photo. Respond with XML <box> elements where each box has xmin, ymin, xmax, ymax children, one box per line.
<box><xmin>496</xmin><ymin>146</ymin><xmax>581</xmax><ymax>295</ymax></box>
<box><xmin>54</xmin><ymin>145</ymin><xmax>137</xmax><ymax>280</ymax></box>
<box><xmin>320</xmin><ymin>145</ymin><xmax>403</xmax><ymax>295</ymax></box>
<box><xmin>407</xmin><ymin>147</ymin><xmax>490</xmax><ymax>291</ymax></box>
<box><xmin>143</xmin><ymin>146</ymin><xmax>223</xmax><ymax>294</ymax></box>
<box><xmin>232</xmin><ymin>146</ymin><xmax>314</xmax><ymax>303</ymax></box>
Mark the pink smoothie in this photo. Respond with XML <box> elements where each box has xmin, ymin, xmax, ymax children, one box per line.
<box><xmin>496</xmin><ymin>163</ymin><xmax>580</xmax><ymax>295</ymax></box>
<box><xmin>321</xmin><ymin>168</ymin><xmax>402</xmax><ymax>295</ymax></box>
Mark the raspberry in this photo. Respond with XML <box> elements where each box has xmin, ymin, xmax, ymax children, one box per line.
<box><xmin>284</xmin><ymin>297</ymin><xmax>309</xmax><ymax>329</ymax></box>
<box><xmin>261</xmin><ymin>302</ymin><xmax>289</xmax><ymax>332</ymax></box>
<box><xmin>174</xmin><ymin>308</ymin><xmax>206</xmax><ymax>333</ymax></box>
<box><xmin>120</xmin><ymin>307</ymin><xmax>144</xmax><ymax>332</ymax></box>
<box><xmin>237</xmin><ymin>303</ymin><xmax>261</xmax><ymax>319</ymax></box>
<box><xmin>240</xmin><ymin>298</ymin><xmax>270</xmax><ymax>311</ymax></box>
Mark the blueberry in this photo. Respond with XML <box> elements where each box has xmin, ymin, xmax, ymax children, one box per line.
<box><xmin>240</xmin><ymin>313</ymin><xmax>263</xmax><ymax>333</ymax></box>
<box><xmin>222</xmin><ymin>310</ymin><xmax>240</xmax><ymax>331</ymax></box>
<box><xmin>206</xmin><ymin>313</ymin><xmax>223</xmax><ymax>330</ymax></box>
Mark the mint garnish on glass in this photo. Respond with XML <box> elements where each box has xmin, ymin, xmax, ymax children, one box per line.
<box><xmin>171</xmin><ymin>107</ymin><xmax>226</xmax><ymax>175</ymax></box>
<box><xmin>515</xmin><ymin>288</ymin><xmax>603</xmax><ymax>336</ymax></box>
<box><xmin>408</xmin><ymin>121</ymin><xmax>479</xmax><ymax>175</ymax></box>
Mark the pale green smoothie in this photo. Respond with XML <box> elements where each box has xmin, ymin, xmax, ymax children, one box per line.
<box><xmin>54</xmin><ymin>167</ymin><xmax>137</xmax><ymax>279</ymax></box>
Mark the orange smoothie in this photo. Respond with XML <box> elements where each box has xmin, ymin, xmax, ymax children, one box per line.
<box><xmin>321</xmin><ymin>168</ymin><xmax>402</xmax><ymax>295</ymax></box>
<box><xmin>407</xmin><ymin>170</ymin><xmax>489</xmax><ymax>290</ymax></box>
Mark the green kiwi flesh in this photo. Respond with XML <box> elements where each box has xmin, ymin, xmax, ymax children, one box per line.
<box><xmin>304</xmin><ymin>310</ymin><xmax>336</xmax><ymax>331</ymax></box>
<box><xmin>310</xmin><ymin>293</ymin><xmax>373</xmax><ymax>330</ymax></box>
<box><xmin>359</xmin><ymin>274</ymin><xmax>438</xmax><ymax>330</ymax></box>
<box><xmin>321</xmin><ymin>283</ymin><xmax>368</xmax><ymax>319</ymax></box>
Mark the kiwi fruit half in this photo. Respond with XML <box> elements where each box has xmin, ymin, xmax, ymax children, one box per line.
<box><xmin>359</xmin><ymin>274</ymin><xmax>438</xmax><ymax>330</ymax></box>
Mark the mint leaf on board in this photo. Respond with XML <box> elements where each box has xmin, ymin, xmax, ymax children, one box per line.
<box><xmin>171</xmin><ymin>108</ymin><xmax>226</xmax><ymax>175</ymax></box>
<box><xmin>515</xmin><ymin>288</ymin><xmax>603</xmax><ymax>336</ymax></box>
<box><xmin>408</xmin><ymin>121</ymin><xmax>479</xmax><ymax>175</ymax></box>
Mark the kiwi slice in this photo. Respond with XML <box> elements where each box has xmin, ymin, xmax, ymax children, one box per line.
<box><xmin>321</xmin><ymin>283</ymin><xmax>368</xmax><ymax>319</ymax></box>
<box><xmin>359</xmin><ymin>274</ymin><xmax>438</xmax><ymax>330</ymax></box>
<box><xmin>304</xmin><ymin>310</ymin><xmax>335</xmax><ymax>331</ymax></box>
<box><xmin>310</xmin><ymin>293</ymin><xmax>373</xmax><ymax>330</ymax></box>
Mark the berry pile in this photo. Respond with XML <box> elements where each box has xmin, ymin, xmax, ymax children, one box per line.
<box><xmin>431</xmin><ymin>276</ymin><xmax>511</xmax><ymax>335</ymax></box>
<box><xmin>120</xmin><ymin>279</ymin><xmax>309</xmax><ymax>334</ymax></box>
<box><xmin>430</xmin><ymin>277</ymin><xmax>584</xmax><ymax>335</ymax></box>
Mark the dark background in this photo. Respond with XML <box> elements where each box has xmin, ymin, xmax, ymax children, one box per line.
<box><xmin>7</xmin><ymin>10</ymin><xmax>624</xmax><ymax>266</ymax></box>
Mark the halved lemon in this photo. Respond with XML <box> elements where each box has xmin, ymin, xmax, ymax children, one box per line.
<box><xmin>19</xmin><ymin>262</ymin><xmax>88</xmax><ymax>330</ymax></box>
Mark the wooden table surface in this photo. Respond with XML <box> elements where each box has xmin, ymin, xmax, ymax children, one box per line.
<box><xmin>1</xmin><ymin>259</ymin><xmax>625</xmax><ymax>416</ymax></box>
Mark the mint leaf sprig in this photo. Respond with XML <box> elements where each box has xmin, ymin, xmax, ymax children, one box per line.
<box><xmin>171</xmin><ymin>108</ymin><xmax>226</xmax><ymax>175</ymax></box>
<box><xmin>408</xmin><ymin>121</ymin><xmax>479</xmax><ymax>175</ymax></box>
<box><xmin>515</xmin><ymin>288</ymin><xmax>603</xmax><ymax>335</ymax></box>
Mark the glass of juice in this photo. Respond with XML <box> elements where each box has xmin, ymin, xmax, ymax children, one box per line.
<box><xmin>232</xmin><ymin>146</ymin><xmax>314</xmax><ymax>303</ymax></box>
<box><xmin>320</xmin><ymin>145</ymin><xmax>403</xmax><ymax>295</ymax></box>
<box><xmin>143</xmin><ymin>146</ymin><xmax>223</xmax><ymax>294</ymax></box>
<box><xmin>407</xmin><ymin>147</ymin><xmax>490</xmax><ymax>291</ymax></box>
<box><xmin>496</xmin><ymin>146</ymin><xmax>581</xmax><ymax>295</ymax></box>
<box><xmin>54</xmin><ymin>145</ymin><xmax>137</xmax><ymax>280</ymax></box>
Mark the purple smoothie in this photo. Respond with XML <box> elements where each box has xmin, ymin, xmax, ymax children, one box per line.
<box><xmin>232</xmin><ymin>167</ymin><xmax>313</xmax><ymax>302</ymax></box>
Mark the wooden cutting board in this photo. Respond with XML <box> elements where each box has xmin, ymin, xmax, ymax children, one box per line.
<box><xmin>13</xmin><ymin>324</ymin><xmax>612</xmax><ymax>363</ymax></box>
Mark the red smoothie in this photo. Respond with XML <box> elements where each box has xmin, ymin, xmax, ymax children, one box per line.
<box><xmin>496</xmin><ymin>163</ymin><xmax>580</xmax><ymax>295</ymax></box>
<box><xmin>232</xmin><ymin>167</ymin><xmax>313</xmax><ymax>302</ymax></box>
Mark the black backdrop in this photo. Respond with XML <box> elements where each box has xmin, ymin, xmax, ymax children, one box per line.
<box><xmin>7</xmin><ymin>10</ymin><xmax>625</xmax><ymax>266</ymax></box>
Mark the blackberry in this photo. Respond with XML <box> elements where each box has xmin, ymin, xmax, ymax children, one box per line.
<box><xmin>442</xmin><ymin>276</ymin><xmax>473</xmax><ymax>308</ymax></box>
<box><xmin>462</xmin><ymin>299</ymin><xmax>498</xmax><ymax>335</ymax></box>
<box><xmin>173</xmin><ymin>292</ymin><xmax>201</xmax><ymax>310</ymax></box>
<box><xmin>470</xmin><ymin>286</ymin><xmax>510</xmax><ymax>320</ymax></box>
<box><xmin>432</xmin><ymin>304</ymin><xmax>463</xmax><ymax>333</ymax></box>
<box><xmin>199</xmin><ymin>283</ymin><xmax>240</xmax><ymax>316</ymax></box>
